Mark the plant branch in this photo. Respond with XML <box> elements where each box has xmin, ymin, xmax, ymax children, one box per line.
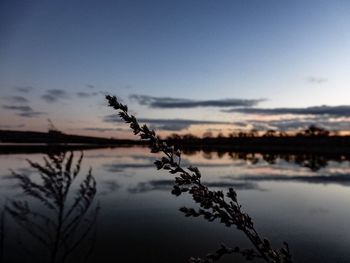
<box><xmin>106</xmin><ymin>95</ymin><xmax>292</xmax><ymax>263</ymax></box>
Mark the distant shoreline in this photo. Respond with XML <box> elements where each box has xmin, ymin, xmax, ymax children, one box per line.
<box><xmin>0</xmin><ymin>143</ymin><xmax>143</xmax><ymax>155</ymax></box>
<box><xmin>0</xmin><ymin>129</ymin><xmax>144</xmax><ymax>145</ymax></box>
<box><xmin>1</xmin><ymin>129</ymin><xmax>350</xmax><ymax>155</ymax></box>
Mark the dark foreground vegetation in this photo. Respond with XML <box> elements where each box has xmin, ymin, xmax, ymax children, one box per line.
<box><xmin>106</xmin><ymin>95</ymin><xmax>292</xmax><ymax>263</ymax></box>
<box><xmin>1</xmin><ymin>152</ymin><xmax>98</xmax><ymax>263</ymax></box>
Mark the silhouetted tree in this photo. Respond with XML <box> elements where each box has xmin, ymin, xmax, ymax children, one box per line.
<box><xmin>238</xmin><ymin>131</ymin><xmax>248</xmax><ymax>138</ymax></box>
<box><xmin>183</xmin><ymin>133</ymin><xmax>199</xmax><ymax>141</ymax></box>
<box><xmin>217</xmin><ymin>132</ymin><xmax>224</xmax><ymax>139</ymax></box>
<box><xmin>302</xmin><ymin>125</ymin><xmax>330</xmax><ymax>137</ymax></box>
<box><xmin>278</xmin><ymin>131</ymin><xmax>288</xmax><ymax>137</ymax></box>
<box><xmin>263</xmin><ymin>129</ymin><xmax>277</xmax><ymax>137</ymax></box>
<box><xmin>203</xmin><ymin>131</ymin><xmax>213</xmax><ymax>139</ymax></box>
<box><xmin>248</xmin><ymin>129</ymin><xmax>258</xmax><ymax>137</ymax></box>
<box><xmin>167</xmin><ymin>133</ymin><xmax>182</xmax><ymax>141</ymax></box>
<box><xmin>228</xmin><ymin>131</ymin><xmax>238</xmax><ymax>138</ymax></box>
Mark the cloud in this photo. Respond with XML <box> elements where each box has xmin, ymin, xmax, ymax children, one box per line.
<box><xmin>41</xmin><ymin>89</ymin><xmax>68</xmax><ymax>103</ymax></box>
<box><xmin>231</xmin><ymin>122</ymin><xmax>249</xmax><ymax>128</ymax></box>
<box><xmin>307</xmin><ymin>77</ymin><xmax>327</xmax><ymax>84</ymax></box>
<box><xmin>18</xmin><ymin>111</ymin><xmax>45</xmax><ymax>117</ymax></box>
<box><xmin>224</xmin><ymin>105</ymin><xmax>350</xmax><ymax>117</ymax></box>
<box><xmin>2</xmin><ymin>105</ymin><xmax>45</xmax><ymax>118</ymax></box>
<box><xmin>150</xmin><ymin>124</ymin><xmax>188</xmax><ymax>131</ymax></box>
<box><xmin>4</xmin><ymin>96</ymin><xmax>29</xmax><ymax>103</ymax></box>
<box><xmin>130</xmin><ymin>94</ymin><xmax>264</xmax><ymax>109</ymax></box>
<box><xmin>0</xmin><ymin>124</ymin><xmax>25</xmax><ymax>129</ymax></box>
<box><xmin>86</xmin><ymin>84</ymin><xmax>95</xmax><ymax>89</ymax></box>
<box><xmin>103</xmin><ymin>115</ymin><xmax>231</xmax><ymax>131</ymax></box>
<box><xmin>76</xmin><ymin>92</ymin><xmax>91</xmax><ymax>98</ymax></box>
<box><xmin>2</xmin><ymin>105</ymin><xmax>32</xmax><ymax>111</ymax></box>
<box><xmin>14</xmin><ymin>86</ymin><xmax>34</xmax><ymax>93</ymax></box>
<box><xmin>128</xmin><ymin>179</ymin><xmax>261</xmax><ymax>193</ymax></box>
<box><xmin>241</xmin><ymin>116</ymin><xmax>350</xmax><ymax>131</ymax></box>
<box><xmin>80</xmin><ymin>127</ymin><xmax>127</xmax><ymax>132</ymax></box>
<box><xmin>205</xmin><ymin>128</ymin><xmax>224</xmax><ymax>133</ymax></box>
<box><xmin>76</xmin><ymin>91</ymin><xmax>99</xmax><ymax>98</ymax></box>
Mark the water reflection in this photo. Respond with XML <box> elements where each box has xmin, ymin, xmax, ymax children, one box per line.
<box><xmin>3</xmin><ymin>152</ymin><xmax>99</xmax><ymax>263</ymax></box>
<box><xmin>189</xmin><ymin>243</ymin><xmax>263</xmax><ymax>263</ymax></box>
<box><xmin>232</xmin><ymin>173</ymin><xmax>350</xmax><ymax>187</ymax></box>
<box><xmin>226</xmin><ymin>152</ymin><xmax>349</xmax><ymax>171</ymax></box>
<box><xmin>1</xmin><ymin>147</ymin><xmax>350</xmax><ymax>262</ymax></box>
<box><xmin>175</xmin><ymin>149</ymin><xmax>350</xmax><ymax>172</ymax></box>
<box><xmin>100</xmin><ymin>150</ymin><xmax>350</xmax><ymax>175</ymax></box>
<box><xmin>128</xmin><ymin>180</ymin><xmax>262</xmax><ymax>194</ymax></box>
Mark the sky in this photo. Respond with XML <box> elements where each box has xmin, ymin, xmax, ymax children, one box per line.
<box><xmin>1</xmin><ymin>0</ymin><xmax>350</xmax><ymax>138</ymax></box>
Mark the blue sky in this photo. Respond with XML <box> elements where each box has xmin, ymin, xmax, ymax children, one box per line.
<box><xmin>1</xmin><ymin>0</ymin><xmax>350</xmax><ymax>138</ymax></box>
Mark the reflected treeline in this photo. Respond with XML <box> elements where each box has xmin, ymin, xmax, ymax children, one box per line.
<box><xmin>227</xmin><ymin>152</ymin><xmax>349</xmax><ymax>171</ymax></box>
<box><xmin>2</xmin><ymin>152</ymin><xmax>99</xmax><ymax>263</ymax></box>
<box><xmin>180</xmin><ymin>149</ymin><xmax>350</xmax><ymax>171</ymax></box>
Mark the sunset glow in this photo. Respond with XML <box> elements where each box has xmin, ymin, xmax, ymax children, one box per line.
<box><xmin>1</xmin><ymin>1</ymin><xmax>350</xmax><ymax>138</ymax></box>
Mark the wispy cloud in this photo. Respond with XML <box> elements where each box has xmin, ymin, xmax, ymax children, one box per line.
<box><xmin>0</xmin><ymin>124</ymin><xmax>25</xmax><ymax>129</ymax></box>
<box><xmin>76</xmin><ymin>91</ymin><xmax>99</xmax><ymax>98</ymax></box>
<box><xmin>18</xmin><ymin>111</ymin><xmax>45</xmax><ymax>117</ymax></box>
<box><xmin>307</xmin><ymin>76</ymin><xmax>328</xmax><ymax>84</ymax></box>
<box><xmin>14</xmin><ymin>86</ymin><xmax>34</xmax><ymax>93</ymax></box>
<box><xmin>5</xmin><ymin>96</ymin><xmax>29</xmax><ymax>103</ymax></box>
<box><xmin>41</xmin><ymin>89</ymin><xmax>68</xmax><ymax>103</ymax></box>
<box><xmin>103</xmin><ymin>115</ymin><xmax>231</xmax><ymax>131</ymax></box>
<box><xmin>235</xmin><ymin>116</ymin><xmax>350</xmax><ymax>131</ymax></box>
<box><xmin>130</xmin><ymin>94</ymin><xmax>265</xmax><ymax>109</ymax></box>
<box><xmin>224</xmin><ymin>105</ymin><xmax>350</xmax><ymax>117</ymax></box>
<box><xmin>79</xmin><ymin>127</ymin><xmax>127</xmax><ymax>132</ymax></box>
<box><xmin>2</xmin><ymin>105</ymin><xmax>45</xmax><ymax>118</ymax></box>
<box><xmin>3</xmin><ymin>105</ymin><xmax>32</xmax><ymax>111</ymax></box>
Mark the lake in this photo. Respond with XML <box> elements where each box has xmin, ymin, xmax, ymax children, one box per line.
<box><xmin>1</xmin><ymin>146</ymin><xmax>350</xmax><ymax>263</ymax></box>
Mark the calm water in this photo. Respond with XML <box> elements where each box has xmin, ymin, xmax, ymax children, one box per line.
<box><xmin>1</xmin><ymin>147</ymin><xmax>350</xmax><ymax>263</ymax></box>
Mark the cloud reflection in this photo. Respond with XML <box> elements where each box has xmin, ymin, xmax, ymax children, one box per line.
<box><xmin>227</xmin><ymin>173</ymin><xmax>350</xmax><ymax>187</ymax></box>
<box><xmin>128</xmin><ymin>179</ymin><xmax>261</xmax><ymax>193</ymax></box>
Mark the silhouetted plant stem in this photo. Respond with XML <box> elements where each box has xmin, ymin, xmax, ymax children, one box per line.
<box><xmin>0</xmin><ymin>205</ymin><xmax>5</xmax><ymax>262</ymax></box>
<box><xmin>52</xmin><ymin>206</ymin><xmax>63</xmax><ymax>263</ymax></box>
<box><xmin>6</xmin><ymin>152</ymin><xmax>98</xmax><ymax>263</ymax></box>
<box><xmin>106</xmin><ymin>95</ymin><xmax>292</xmax><ymax>263</ymax></box>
